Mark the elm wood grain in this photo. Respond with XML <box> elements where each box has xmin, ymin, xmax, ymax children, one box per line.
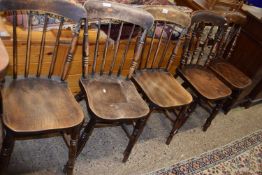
<box><xmin>80</xmin><ymin>76</ymin><xmax>149</xmax><ymax>120</ymax></box>
<box><xmin>0</xmin><ymin>1</ymin><xmax>86</xmax><ymax>174</ymax></box>
<box><xmin>181</xmin><ymin>67</ymin><xmax>231</xmax><ymax>100</ymax></box>
<box><xmin>132</xmin><ymin>6</ymin><xmax>192</xmax><ymax>145</ymax></box>
<box><xmin>77</xmin><ymin>1</ymin><xmax>153</xmax><ymax>162</ymax></box>
<box><xmin>2</xmin><ymin>78</ymin><xmax>84</xmax><ymax>132</ymax></box>
<box><xmin>210</xmin><ymin>61</ymin><xmax>251</xmax><ymax>89</ymax></box>
<box><xmin>177</xmin><ymin>10</ymin><xmax>232</xmax><ymax>131</ymax></box>
<box><xmin>133</xmin><ymin>71</ymin><xmax>192</xmax><ymax>108</ymax></box>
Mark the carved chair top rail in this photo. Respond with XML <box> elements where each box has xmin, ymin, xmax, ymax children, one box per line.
<box><xmin>143</xmin><ymin>5</ymin><xmax>191</xmax><ymax>28</ymax></box>
<box><xmin>0</xmin><ymin>0</ymin><xmax>86</xmax><ymax>22</ymax></box>
<box><xmin>192</xmin><ymin>10</ymin><xmax>227</xmax><ymax>25</ymax></box>
<box><xmin>216</xmin><ymin>11</ymin><xmax>247</xmax><ymax>25</ymax></box>
<box><xmin>84</xmin><ymin>0</ymin><xmax>154</xmax><ymax>29</ymax></box>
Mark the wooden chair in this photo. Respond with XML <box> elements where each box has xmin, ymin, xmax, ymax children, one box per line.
<box><xmin>176</xmin><ymin>10</ymin><xmax>232</xmax><ymax>131</ymax></box>
<box><xmin>132</xmin><ymin>6</ymin><xmax>193</xmax><ymax>145</ymax></box>
<box><xmin>208</xmin><ymin>0</ymin><xmax>244</xmax><ymax>11</ymax></box>
<box><xmin>76</xmin><ymin>1</ymin><xmax>153</xmax><ymax>162</ymax></box>
<box><xmin>0</xmin><ymin>0</ymin><xmax>86</xmax><ymax>174</ymax></box>
<box><xmin>209</xmin><ymin>11</ymin><xmax>251</xmax><ymax>113</ymax></box>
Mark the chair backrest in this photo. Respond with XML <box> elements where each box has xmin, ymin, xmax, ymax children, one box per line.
<box><xmin>180</xmin><ymin>10</ymin><xmax>228</xmax><ymax>68</ymax></box>
<box><xmin>208</xmin><ymin>0</ymin><xmax>244</xmax><ymax>11</ymax></box>
<box><xmin>215</xmin><ymin>11</ymin><xmax>246</xmax><ymax>60</ymax></box>
<box><xmin>82</xmin><ymin>0</ymin><xmax>154</xmax><ymax>79</ymax></box>
<box><xmin>0</xmin><ymin>0</ymin><xmax>86</xmax><ymax>81</ymax></box>
<box><xmin>138</xmin><ymin>5</ymin><xmax>191</xmax><ymax>73</ymax></box>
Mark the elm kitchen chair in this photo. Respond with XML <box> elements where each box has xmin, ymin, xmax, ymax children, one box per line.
<box><xmin>0</xmin><ymin>0</ymin><xmax>86</xmax><ymax>174</ymax></box>
<box><xmin>176</xmin><ymin>10</ymin><xmax>232</xmax><ymax>131</ymax></box>
<box><xmin>75</xmin><ymin>1</ymin><xmax>153</xmax><ymax>162</ymax></box>
<box><xmin>209</xmin><ymin>11</ymin><xmax>252</xmax><ymax>113</ymax></box>
<box><xmin>132</xmin><ymin>6</ymin><xmax>193</xmax><ymax>145</ymax></box>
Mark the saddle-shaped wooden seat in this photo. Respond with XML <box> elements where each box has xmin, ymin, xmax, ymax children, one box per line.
<box><xmin>210</xmin><ymin>61</ymin><xmax>251</xmax><ymax>89</ymax></box>
<box><xmin>181</xmin><ymin>67</ymin><xmax>232</xmax><ymax>100</ymax></box>
<box><xmin>80</xmin><ymin>76</ymin><xmax>149</xmax><ymax>120</ymax></box>
<box><xmin>2</xmin><ymin>78</ymin><xmax>84</xmax><ymax>132</ymax></box>
<box><xmin>133</xmin><ymin>71</ymin><xmax>192</xmax><ymax>108</ymax></box>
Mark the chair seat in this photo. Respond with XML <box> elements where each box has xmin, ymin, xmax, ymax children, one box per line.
<box><xmin>210</xmin><ymin>61</ymin><xmax>252</xmax><ymax>89</ymax></box>
<box><xmin>80</xmin><ymin>76</ymin><xmax>149</xmax><ymax>120</ymax></box>
<box><xmin>2</xmin><ymin>78</ymin><xmax>84</xmax><ymax>133</ymax></box>
<box><xmin>133</xmin><ymin>71</ymin><xmax>192</xmax><ymax>108</ymax></box>
<box><xmin>182</xmin><ymin>67</ymin><xmax>232</xmax><ymax>100</ymax></box>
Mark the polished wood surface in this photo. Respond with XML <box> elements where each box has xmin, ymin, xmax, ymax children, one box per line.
<box><xmin>134</xmin><ymin>71</ymin><xmax>192</xmax><ymax>107</ymax></box>
<box><xmin>210</xmin><ymin>61</ymin><xmax>252</xmax><ymax>89</ymax></box>
<box><xmin>2</xmin><ymin>78</ymin><xmax>84</xmax><ymax>132</ymax></box>
<box><xmin>81</xmin><ymin>76</ymin><xmax>149</xmax><ymax>120</ymax></box>
<box><xmin>182</xmin><ymin>67</ymin><xmax>231</xmax><ymax>100</ymax></box>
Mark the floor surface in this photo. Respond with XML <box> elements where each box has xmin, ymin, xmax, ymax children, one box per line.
<box><xmin>3</xmin><ymin>103</ymin><xmax>262</xmax><ymax>175</ymax></box>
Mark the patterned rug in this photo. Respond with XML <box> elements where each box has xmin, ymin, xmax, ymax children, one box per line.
<box><xmin>148</xmin><ymin>130</ymin><xmax>262</xmax><ymax>175</ymax></box>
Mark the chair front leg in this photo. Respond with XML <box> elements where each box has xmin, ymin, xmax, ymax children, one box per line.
<box><xmin>65</xmin><ymin>126</ymin><xmax>80</xmax><ymax>175</ymax></box>
<box><xmin>166</xmin><ymin>105</ymin><xmax>189</xmax><ymax>145</ymax></box>
<box><xmin>202</xmin><ymin>100</ymin><xmax>225</xmax><ymax>132</ymax></box>
<box><xmin>0</xmin><ymin>130</ymin><xmax>15</xmax><ymax>174</ymax></box>
<box><xmin>123</xmin><ymin>117</ymin><xmax>148</xmax><ymax>163</ymax></box>
<box><xmin>223</xmin><ymin>89</ymin><xmax>241</xmax><ymax>114</ymax></box>
<box><xmin>76</xmin><ymin>117</ymin><xmax>96</xmax><ymax>157</ymax></box>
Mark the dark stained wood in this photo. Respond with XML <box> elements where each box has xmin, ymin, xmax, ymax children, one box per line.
<box><xmin>132</xmin><ymin>6</ymin><xmax>192</xmax><ymax>144</ymax></box>
<box><xmin>0</xmin><ymin>1</ymin><xmax>86</xmax><ymax>174</ymax></box>
<box><xmin>177</xmin><ymin>10</ymin><xmax>232</xmax><ymax>131</ymax></box>
<box><xmin>134</xmin><ymin>71</ymin><xmax>192</xmax><ymax>108</ymax></box>
<box><xmin>0</xmin><ymin>0</ymin><xmax>86</xmax><ymax>23</ymax></box>
<box><xmin>80</xmin><ymin>76</ymin><xmax>149</xmax><ymax>120</ymax></box>
<box><xmin>77</xmin><ymin>1</ymin><xmax>153</xmax><ymax>162</ymax></box>
<box><xmin>84</xmin><ymin>1</ymin><xmax>153</xmax><ymax>30</ymax></box>
<box><xmin>182</xmin><ymin>67</ymin><xmax>231</xmax><ymax>100</ymax></box>
<box><xmin>2</xmin><ymin>78</ymin><xmax>84</xmax><ymax>132</ymax></box>
<box><xmin>210</xmin><ymin>61</ymin><xmax>251</xmax><ymax>89</ymax></box>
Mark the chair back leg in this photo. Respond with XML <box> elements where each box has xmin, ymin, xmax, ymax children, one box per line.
<box><xmin>0</xmin><ymin>131</ymin><xmax>15</xmax><ymax>174</ymax></box>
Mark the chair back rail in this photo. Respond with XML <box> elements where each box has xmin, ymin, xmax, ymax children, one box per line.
<box><xmin>0</xmin><ymin>0</ymin><xmax>86</xmax><ymax>81</ymax></box>
<box><xmin>180</xmin><ymin>10</ymin><xmax>228</xmax><ymax>68</ymax></box>
<box><xmin>139</xmin><ymin>6</ymin><xmax>191</xmax><ymax>72</ymax></box>
<box><xmin>82</xmin><ymin>0</ymin><xmax>154</xmax><ymax>79</ymax></box>
<box><xmin>216</xmin><ymin>11</ymin><xmax>247</xmax><ymax>60</ymax></box>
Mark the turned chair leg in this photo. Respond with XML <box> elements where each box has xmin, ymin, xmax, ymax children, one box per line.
<box><xmin>166</xmin><ymin>106</ymin><xmax>189</xmax><ymax>145</ymax></box>
<box><xmin>123</xmin><ymin>117</ymin><xmax>147</xmax><ymax>163</ymax></box>
<box><xmin>223</xmin><ymin>90</ymin><xmax>241</xmax><ymax>114</ymax></box>
<box><xmin>0</xmin><ymin>130</ymin><xmax>15</xmax><ymax>174</ymax></box>
<box><xmin>202</xmin><ymin>101</ymin><xmax>224</xmax><ymax>132</ymax></box>
<box><xmin>65</xmin><ymin>126</ymin><xmax>80</xmax><ymax>175</ymax></box>
<box><xmin>76</xmin><ymin>117</ymin><xmax>96</xmax><ymax>157</ymax></box>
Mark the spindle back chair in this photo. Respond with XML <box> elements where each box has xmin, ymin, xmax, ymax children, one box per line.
<box><xmin>176</xmin><ymin>10</ymin><xmax>232</xmax><ymax>131</ymax></box>
<box><xmin>209</xmin><ymin>11</ymin><xmax>251</xmax><ymax>113</ymax></box>
<box><xmin>132</xmin><ymin>5</ymin><xmax>193</xmax><ymax>145</ymax></box>
<box><xmin>76</xmin><ymin>0</ymin><xmax>153</xmax><ymax>162</ymax></box>
<box><xmin>0</xmin><ymin>0</ymin><xmax>86</xmax><ymax>174</ymax></box>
